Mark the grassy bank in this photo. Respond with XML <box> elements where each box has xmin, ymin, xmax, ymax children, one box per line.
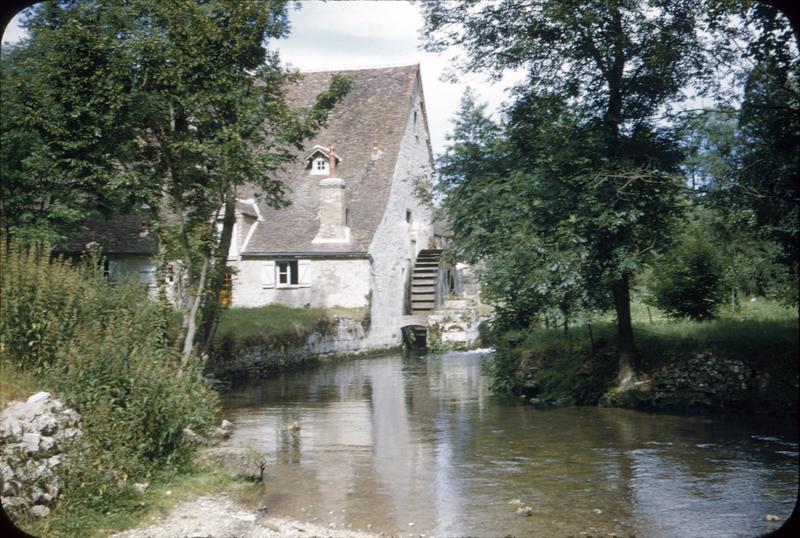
<box><xmin>207</xmin><ymin>304</ymin><xmax>369</xmax><ymax>379</ymax></box>
<box><xmin>214</xmin><ymin>304</ymin><xmax>366</xmax><ymax>345</ymax></box>
<box><xmin>491</xmin><ymin>300</ymin><xmax>798</xmax><ymax>414</ymax></box>
<box><xmin>1</xmin><ymin>240</ymin><xmax>220</xmax><ymax>536</ymax></box>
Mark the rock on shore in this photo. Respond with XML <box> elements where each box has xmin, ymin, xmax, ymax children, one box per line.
<box><xmin>0</xmin><ymin>392</ymin><xmax>82</xmax><ymax>521</ymax></box>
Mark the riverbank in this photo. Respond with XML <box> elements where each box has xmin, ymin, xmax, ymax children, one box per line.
<box><xmin>109</xmin><ymin>494</ymin><xmax>379</xmax><ymax>538</ymax></box>
<box><xmin>495</xmin><ymin>302</ymin><xmax>798</xmax><ymax>415</ymax></box>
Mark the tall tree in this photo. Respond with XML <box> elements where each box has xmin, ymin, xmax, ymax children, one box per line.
<box><xmin>4</xmin><ymin>0</ymin><xmax>350</xmax><ymax>365</ymax></box>
<box><xmin>423</xmin><ymin>0</ymin><xmax>699</xmax><ymax>385</ymax></box>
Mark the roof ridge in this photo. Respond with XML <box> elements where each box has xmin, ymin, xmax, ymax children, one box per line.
<box><xmin>289</xmin><ymin>63</ymin><xmax>419</xmax><ymax>75</ymax></box>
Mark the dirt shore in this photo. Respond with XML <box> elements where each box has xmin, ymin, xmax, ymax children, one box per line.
<box><xmin>110</xmin><ymin>494</ymin><xmax>383</xmax><ymax>538</ymax></box>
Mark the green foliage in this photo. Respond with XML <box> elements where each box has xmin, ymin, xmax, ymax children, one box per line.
<box><xmin>0</xmin><ymin>238</ymin><xmax>217</xmax><ymax>517</ymax></box>
<box><xmin>649</xmin><ymin>234</ymin><xmax>724</xmax><ymax>319</ymax></box>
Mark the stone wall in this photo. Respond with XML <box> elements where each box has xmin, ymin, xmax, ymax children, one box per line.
<box><xmin>428</xmin><ymin>298</ymin><xmax>490</xmax><ymax>347</ymax></box>
<box><xmin>230</xmin><ymin>257</ymin><xmax>371</xmax><ymax>309</ymax></box>
<box><xmin>1</xmin><ymin>392</ymin><xmax>82</xmax><ymax>520</ymax></box>
<box><xmin>634</xmin><ymin>353</ymin><xmax>797</xmax><ymax>414</ymax></box>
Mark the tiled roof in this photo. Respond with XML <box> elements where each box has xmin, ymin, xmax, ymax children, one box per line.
<box><xmin>57</xmin><ymin>213</ymin><xmax>158</xmax><ymax>255</ymax></box>
<box><xmin>241</xmin><ymin>64</ymin><xmax>421</xmax><ymax>255</ymax></box>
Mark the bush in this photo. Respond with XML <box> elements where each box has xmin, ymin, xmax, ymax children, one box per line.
<box><xmin>0</xmin><ymin>239</ymin><xmax>218</xmax><ymax>517</ymax></box>
<box><xmin>649</xmin><ymin>234</ymin><xmax>724</xmax><ymax>320</ymax></box>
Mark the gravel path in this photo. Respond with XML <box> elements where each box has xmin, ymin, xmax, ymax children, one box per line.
<box><xmin>110</xmin><ymin>494</ymin><xmax>381</xmax><ymax>538</ymax></box>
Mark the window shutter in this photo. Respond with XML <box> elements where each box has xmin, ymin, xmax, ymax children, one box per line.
<box><xmin>261</xmin><ymin>261</ymin><xmax>276</xmax><ymax>288</ymax></box>
<box><xmin>108</xmin><ymin>260</ymin><xmax>121</xmax><ymax>282</ymax></box>
<box><xmin>298</xmin><ymin>259</ymin><xmax>311</xmax><ymax>287</ymax></box>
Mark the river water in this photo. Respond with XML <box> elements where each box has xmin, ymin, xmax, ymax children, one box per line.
<box><xmin>220</xmin><ymin>350</ymin><xmax>798</xmax><ymax>537</ymax></box>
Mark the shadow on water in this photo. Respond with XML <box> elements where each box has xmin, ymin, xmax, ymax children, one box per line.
<box><xmin>221</xmin><ymin>350</ymin><xmax>798</xmax><ymax>537</ymax></box>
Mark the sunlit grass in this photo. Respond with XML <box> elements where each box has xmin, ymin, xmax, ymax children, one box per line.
<box><xmin>0</xmin><ymin>362</ymin><xmax>45</xmax><ymax>407</ymax></box>
<box><xmin>214</xmin><ymin>304</ymin><xmax>366</xmax><ymax>343</ymax></box>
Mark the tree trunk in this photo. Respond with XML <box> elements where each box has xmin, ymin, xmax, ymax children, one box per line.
<box><xmin>181</xmin><ymin>254</ymin><xmax>209</xmax><ymax>369</ymax></box>
<box><xmin>199</xmin><ymin>190</ymin><xmax>236</xmax><ymax>356</ymax></box>
<box><xmin>612</xmin><ymin>274</ymin><xmax>638</xmax><ymax>387</ymax></box>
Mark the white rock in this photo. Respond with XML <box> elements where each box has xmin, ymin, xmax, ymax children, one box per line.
<box><xmin>30</xmin><ymin>505</ymin><xmax>50</xmax><ymax>518</ymax></box>
<box><xmin>220</xmin><ymin>419</ymin><xmax>234</xmax><ymax>432</ymax></box>
<box><xmin>27</xmin><ymin>392</ymin><xmax>51</xmax><ymax>406</ymax></box>
<box><xmin>39</xmin><ymin>436</ymin><xmax>56</xmax><ymax>452</ymax></box>
<box><xmin>22</xmin><ymin>432</ymin><xmax>41</xmax><ymax>452</ymax></box>
<box><xmin>133</xmin><ymin>482</ymin><xmax>149</xmax><ymax>494</ymax></box>
<box><xmin>31</xmin><ymin>414</ymin><xmax>58</xmax><ymax>436</ymax></box>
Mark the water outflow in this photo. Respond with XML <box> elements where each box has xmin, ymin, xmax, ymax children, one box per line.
<box><xmin>221</xmin><ymin>350</ymin><xmax>798</xmax><ymax>537</ymax></box>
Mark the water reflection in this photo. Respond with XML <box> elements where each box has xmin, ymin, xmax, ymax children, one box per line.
<box><xmin>222</xmin><ymin>351</ymin><xmax>798</xmax><ymax>537</ymax></box>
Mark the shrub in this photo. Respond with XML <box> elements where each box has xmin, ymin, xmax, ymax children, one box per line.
<box><xmin>649</xmin><ymin>234</ymin><xmax>724</xmax><ymax>320</ymax></box>
<box><xmin>0</xmin><ymin>239</ymin><xmax>217</xmax><ymax>515</ymax></box>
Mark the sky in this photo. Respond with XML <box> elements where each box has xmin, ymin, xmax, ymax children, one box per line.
<box><xmin>1</xmin><ymin>1</ymin><xmax>525</xmax><ymax>157</ymax></box>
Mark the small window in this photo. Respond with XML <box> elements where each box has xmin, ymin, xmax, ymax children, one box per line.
<box><xmin>311</xmin><ymin>157</ymin><xmax>329</xmax><ymax>175</ymax></box>
<box><xmin>104</xmin><ymin>259</ymin><xmax>121</xmax><ymax>282</ymax></box>
<box><xmin>413</xmin><ymin>110</ymin><xmax>417</xmax><ymax>125</ymax></box>
<box><xmin>138</xmin><ymin>263</ymin><xmax>156</xmax><ymax>286</ymax></box>
<box><xmin>276</xmin><ymin>260</ymin><xmax>299</xmax><ymax>287</ymax></box>
<box><xmin>406</xmin><ymin>210</ymin><xmax>412</xmax><ymax>224</ymax></box>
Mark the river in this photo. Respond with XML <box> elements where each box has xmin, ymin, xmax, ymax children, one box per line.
<box><xmin>220</xmin><ymin>350</ymin><xmax>798</xmax><ymax>537</ymax></box>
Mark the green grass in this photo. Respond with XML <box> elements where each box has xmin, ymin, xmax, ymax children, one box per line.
<box><xmin>214</xmin><ymin>304</ymin><xmax>365</xmax><ymax>343</ymax></box>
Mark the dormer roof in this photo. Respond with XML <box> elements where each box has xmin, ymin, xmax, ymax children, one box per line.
<box><xmin>304</xmin><ymin>145</ymin><xmax>343</xmax><ymax>165</ymax></box>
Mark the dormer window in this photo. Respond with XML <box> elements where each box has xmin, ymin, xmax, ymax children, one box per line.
<box><xmin>305</xmin><ymin>144</ymin><xmax>342</xmax><ymax>177</ymax></box>
<box><xmin>312</xmin><ymin>157</ymin><xmax>329</xmax><ymax>175</ymax></box>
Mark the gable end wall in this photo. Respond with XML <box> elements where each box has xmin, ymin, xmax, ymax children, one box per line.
<box><xmin>366</xmin><ymin>73</ymin><xmax>435</xmax><ymax>344</ymax></box>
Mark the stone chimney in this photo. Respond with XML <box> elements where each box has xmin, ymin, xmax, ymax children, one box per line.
<box><xmin>312</xmin><ymin>145</ymin><xmax>350</xmax><ymax>243</ymax></box>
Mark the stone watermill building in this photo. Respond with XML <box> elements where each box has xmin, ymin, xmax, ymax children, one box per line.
<box><xmin>59</xmin><ymin>65</ymin><xmax>486</xmax><ymax>351</ymax></box>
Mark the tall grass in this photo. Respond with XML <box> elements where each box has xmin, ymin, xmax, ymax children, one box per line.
<box><xmin>0</xmin><ymin>239</ymin><xmax>218</xmax><ymax>534</ymax></box>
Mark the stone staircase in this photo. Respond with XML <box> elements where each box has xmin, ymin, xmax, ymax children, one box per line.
<box><xmin>408</xmin><ymin>249</ymin><xmax>443</xmax><ymax>348</ymax></box>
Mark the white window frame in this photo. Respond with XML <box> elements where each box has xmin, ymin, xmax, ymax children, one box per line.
<box><xmin>261</xmin><ymin>259</ymin><xmax>311</xmax><ymax>289</ymax></box>
<box><xmin>276</xmin><ymin>260</ymin><xmax>297</xmax><ymax>288</ymax></box>
<box><xmin>311</xmin><ymin>157</ymin><xmax>329</xmax><ymax>176</ymax></box>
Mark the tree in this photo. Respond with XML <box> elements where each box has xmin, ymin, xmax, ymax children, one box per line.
<box><xmin>649</xmin><ymin>232</ymin><xmax>723</xmax><ymax>320</ymax></box>
<box><xmin>423</xmin><ymin>0</ymin><xmax>699</xmax><ymax>385</ymax></box>
<box><xmin>677</xmin><ymin>1</ymin><xmax>799</xmax><ymax>304</ymax></box>
<box><xmin>4</xmin><ymin>0</ymin><xmax>350</xmax><ymax>366</ymax></box>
